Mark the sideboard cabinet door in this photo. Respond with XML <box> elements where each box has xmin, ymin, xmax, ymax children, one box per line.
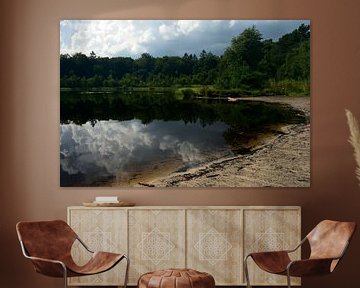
<box><xmin>187</xmin><ymin>209</ymin><xmax>243</xmax><ymax>285</ymax></box>
<box><xmin>68</xmin><ymin>208</ymin><xmax>127</xmax><ymax>286</ymax></box>
<box><xmin>128</xmin><ymin>209</ymin><xmax>186</xmax><ymax>284</ymax></box>
<box><xmin>243</xmin><ymin>208</ymin><xmax>301</xmax><ymax>286</ymax></box>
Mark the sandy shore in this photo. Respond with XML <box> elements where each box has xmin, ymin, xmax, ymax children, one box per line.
<box><xmin>149</xmin><ymin>96</ymin><xmax>310</xmax><ymax>187</ymax></box>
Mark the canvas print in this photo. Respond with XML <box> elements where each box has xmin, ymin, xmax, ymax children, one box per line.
<box><xmin>60</xmin><ymin>20</ymin><xmax>310</xmax><ymax>187</ymax></box>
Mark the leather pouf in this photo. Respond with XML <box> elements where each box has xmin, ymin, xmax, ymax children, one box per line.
<box><xmin>138</xmin><ymin>268</ymin><xmax>215</xmax><ymax>288</ymax></box>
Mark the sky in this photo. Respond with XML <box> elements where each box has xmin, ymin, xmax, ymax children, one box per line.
<box><xmin>60</xmin><ymin>20</ymin><xmax>310</xmax><ymax>58</ymax></box>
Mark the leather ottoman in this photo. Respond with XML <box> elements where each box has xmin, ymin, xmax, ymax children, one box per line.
<box><xmin>138</xmin><ymin>268</ymin><xmax>215</xmax><ymax>288</ymax></box>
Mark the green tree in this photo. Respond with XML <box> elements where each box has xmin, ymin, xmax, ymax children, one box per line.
<box><xmin>279</xmin><ymin>40</ymin><xmax>310</xmax><ymax>80</ymax></box>
<box><xmin>219</xmin><ymin>26</ymin><xmax>264</xmax><ymax>89</ymax></box>
<box><xmin>195</xmin><ymin>50</ymin><xmax>219</xmax><ymax>85</ymax></box>
<box><xmin>135</xmin><ymin>53</ymin><xmax>155</xmax><ymax>79</ymax></box>
<box><xmin>228</xmin><ymin>26</ymin><xmax>263</xmax><ymax>69</ymax></box>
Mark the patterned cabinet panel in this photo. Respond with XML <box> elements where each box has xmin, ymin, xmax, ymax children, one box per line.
<box><xmin>128</xmin><ymin>209</ymin><xmax>186</xmax><ymax>284</ymax></box>
<box><xmin>187</xmin><ymin>209</ymin><xmax>243</xmax><ymax>285</ymax></box>
<box><xmin>243</xmin><ymin>208</ymin><xmax>301</xmax><ymax>286</ymax></box>
<box><xmin>68</xmin><ymin>208</ymin><xmax>127</xmax><ymax>286</ymax></box>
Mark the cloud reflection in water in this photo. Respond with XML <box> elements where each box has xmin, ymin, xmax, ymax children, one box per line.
<box><xmin>60</xmin><ymin>119</ymin><xmax>230</xmax><ymax>186</ymax></box>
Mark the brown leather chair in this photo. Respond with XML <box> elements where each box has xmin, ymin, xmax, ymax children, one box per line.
<box><xmin>244</xmin><ymin>220</ymin><xmax>356</xmax><ymax>288</ymax></box>
<box><xmin>16</xmin><ymin>220</ymin><xmax>129</xmax><ymax>288</ymax></box>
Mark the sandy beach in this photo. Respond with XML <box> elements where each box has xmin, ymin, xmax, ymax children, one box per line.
<box><xmin>147</xmin><ymin>96</ymin><xmax>310</xmax><ymax>187</ymax></box>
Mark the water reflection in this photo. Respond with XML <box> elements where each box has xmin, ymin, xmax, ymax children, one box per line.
<box><xmin>60</xmin><ymin>91</ymin><xmax>306</xmax><ymax>186</ymax></box>
<box><xmin>60</xmin><ymin>119</ymin><xmax>230</xmax><ymax>186</ymax></box>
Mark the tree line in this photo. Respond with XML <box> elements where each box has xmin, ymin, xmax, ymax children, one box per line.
<box><xmin>60</xmin><ymin>24</ymin><xmax>310</xmax><ymax>95</ymax></box>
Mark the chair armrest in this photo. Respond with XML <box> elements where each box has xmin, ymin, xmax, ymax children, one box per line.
<box><xmin>287</xmin><ymin>258</ymin><xmax>336</xmax><ymax>277</ymax></box>
<box><xmin>76</xmin><ymin>236</ymin><xmax>94</xmax><ymax>253</ymax></box>
<box><xmin>246</xmin><ymin>236</ymin><xmax>305</xmax><ymax>258</ymax></box>
<box><xmin>245</xmin><ymin>237</ymin><xmax>307</xmax><ymax>260</ymax></box>
<box><xmin>19</xmin><ymin>240</ymin><xmax>67</xmax><ymax>277</ymax></box>
<box><xmin>247</xmin><ymin>250</ymin><xmax>290</xmax><ymax>258</ymax></box>
<box><xmin>26</xmin><ymin>255</ymin><xmax>65</xmax><ymax>266</ymax></box>
<box><xmin>25</xmin><ymin>255</ymin><xmax>67</xmax><ymax>278</ymax></box>
<box><xmin>286</xmin><ymin>237</ymin><xmax>307</xmax><ymax>253</ymax></box>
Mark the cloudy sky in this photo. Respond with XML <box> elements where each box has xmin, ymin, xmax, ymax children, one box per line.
<box><xmin>60</xmin><ymin>20</ymin><xmax>309</xmax><ymax>58</ymax></box>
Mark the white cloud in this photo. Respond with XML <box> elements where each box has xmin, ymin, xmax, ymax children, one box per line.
<box><xmin>60</xmin><ymin>20</ymin><xmax>310</xmax><ymax>58</ymax></box>
<box><xmin>229</xmin><ymin>20</ymin><xmax>237</xmax><ymax>28</ymax></box>
<box><xmin>177</xmin><ymin>20</ymin><xmax>200</xmax><ymax>34</ymax></box>
<box><xmin>158</xmin><ymin>20</ymin><xmax>200</xmax><ymax>40</ymax></box>
<box><xmin>158</xmin><ymin>23</ymin><xmax>180</xmax><ymax>40</ymax></box>
<box><xmin>60</xmin><ymin>20</ymin><xmax>156</xmax><ymax>57</ymax></box>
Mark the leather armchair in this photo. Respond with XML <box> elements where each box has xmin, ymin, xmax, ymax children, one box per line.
<box><xmin>16</xmin><ymin>220</ymin><xmax>129</xmax><ymax>288</ymax></box>
<box><xmin>244</xmin><ymin>220</ymin><xmax>356</xmax><ymax>288</ymax></box>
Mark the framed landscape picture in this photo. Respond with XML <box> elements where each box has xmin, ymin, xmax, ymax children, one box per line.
<box><xmin>60</xmin><ymin>20</ymin><xmax>310</xmax><ymax>187</ymax></box>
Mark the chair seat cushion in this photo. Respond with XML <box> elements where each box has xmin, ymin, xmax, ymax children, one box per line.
<box><xmin>138</xmin><ymin>268</ymin><xmax>215</xmax><ymax>288</ymax></box>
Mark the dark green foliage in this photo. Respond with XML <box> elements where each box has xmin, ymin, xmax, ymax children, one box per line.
<box><xmin>177</xmin><ymin>88</ymin><xmax>195</xmax><ymax>99</ymax></box>
<box><xmin>60</xmin><ymin>24</ymin><xmax>310</xmax><ymax>96</ymax></box>
<box><xmin>61</xmin><ymin>91</ymin><xmax>306</xmax><ymax>129</ymax></box>
<box><xmin>278</xmin><ymin>40</ymin><xmax>310</xmax><ymax>80</ymax></box>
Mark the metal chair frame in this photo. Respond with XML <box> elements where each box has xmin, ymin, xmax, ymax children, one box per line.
<box><xmin>244</xmin><ymin>236</ymin><xmax>350</xmax><ymax>288</ymax></box>
<box><xmin>19</xmin><ymin>233</ymin><xmax>129</xmax><ymax>288</ymax></box>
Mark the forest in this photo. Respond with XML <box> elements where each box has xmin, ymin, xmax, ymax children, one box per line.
<box><xmin>60</xmin><ymin>24</ymin><xmax>310</xmax><ymax>96</ymax></box>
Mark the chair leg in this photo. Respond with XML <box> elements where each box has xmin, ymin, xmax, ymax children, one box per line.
<box><xmin>123</xmin><ymin>255</ymin><xmax>130</xmax><ymax>288</ymax></box>
<box><xmin>286</xmin><ymin>269</ymin><xmax>292</xmax><ymax>288</ymax></box>
<box><xmin>62</xmin><ymin>264</ymin><xmax>68</xmax><ymax>288</ymax></box>
<box><xmin>244</xmin><ymin>255</ymin><xmax>252</xmax><ymax>288</ymax></box>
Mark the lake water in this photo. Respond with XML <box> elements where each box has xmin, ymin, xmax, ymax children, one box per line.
<box><xmin>60</xmin><ymin>91</ymin><xmax>305</xmax><ymax>186</ymax></box>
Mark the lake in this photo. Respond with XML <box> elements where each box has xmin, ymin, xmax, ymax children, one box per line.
<box><xmin>60</xmin><ymin>91</ymin><xmax>306</xmax><ymax>187</ymax></box>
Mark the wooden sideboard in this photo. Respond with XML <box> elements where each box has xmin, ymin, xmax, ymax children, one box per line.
<box><xmin>67</xmin><ymin>206</ymin><xmax>301</xmax><ymax>286</ymax></box>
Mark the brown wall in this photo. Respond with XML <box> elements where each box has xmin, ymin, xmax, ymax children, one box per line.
<box><xmin>1</xmin><ymin>0</ymin><xmax>360</xmax><ymax>287</ymax></box>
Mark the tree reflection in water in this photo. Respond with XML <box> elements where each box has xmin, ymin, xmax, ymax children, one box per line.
<box><xmin>60</xmin><ymin>91</ymin><xmax>306</xmax><ymax>186</ymax></box>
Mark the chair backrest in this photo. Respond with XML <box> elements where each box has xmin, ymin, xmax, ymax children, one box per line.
<box><xmin>16</xmin><ymin>220</ymin><xmax>77</xmax><ymax>261</ymax></box>
<box><xmin>307</xmin><ymin>220</ymin><xmax>356</xmax><ymax>261</ymax></box>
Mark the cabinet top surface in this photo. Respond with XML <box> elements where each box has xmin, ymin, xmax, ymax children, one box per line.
<box><xmin>68</xmin><ymin>205</ymin><xmax>301</xmax><ymax>210</ymax></box>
